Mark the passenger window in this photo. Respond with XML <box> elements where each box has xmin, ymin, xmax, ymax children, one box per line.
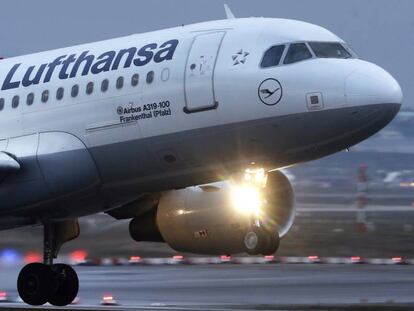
<box><xmin>41</xmin><ymin>90</ymin><xmax>49</xmax><ymax>103</ymax></box>
<box><xmin>308</xmin><ymin>42</ymin><xmax>352</xmax><ymax>59</ymax></box>
<box><xmin>12</xmin><ymin>96</ymin><xmax>19</xmax><ymax>108</ymax></box>
<box><xmin>71</xmin><ymin>85</ymin><xmax>79</xmax><ymax>97</ymax></box>
<box><xmin>146</xmin><ymin>71</ymin><xmax>154</xmax><ymax>84</ymax></box>
<box><xmin>101</xmin><ymin>79</ymin><xmax>109</xmax><ymax>92</ymax></box>
<box><xmin>116</xmin><ymin>77</ymin><xmax>124</xmax><ymax>89</ymax></box>
<box><xmin>27</xmin><ymin>93</ymin><xmax>34</xmax><ymax>106</ymax></box>
<box><xmin>0</xmin><ymin>98</ymin><xmax>4</xmax><ymax>111</ymax></box>
<box><xmin>86</xmin><ymin>82</ymin><xmax>94</xmax><ymax>95</ymax></box>
<box><xmin>56</xmin><ymin>87</ymin><xmax>64</xmax><ymax>100</ymax></box>
<box><xmin>261</xmin><ymin>45</ymin><xmax>285</xmax><ymax>68</ymax></box>
<box><xmin>284</xmin><ymin>43</ymin><xmax>312</xmax><ymax>65</ymax></box>
<box><xmin>161</xmin><ymin>68</ymin><xmax>170</xmax><ymax>81</ymax></box>
<box><xmin>131</xmin><ymin>74</ymin><xmax>139</xmax><ymax>87</ymax></box>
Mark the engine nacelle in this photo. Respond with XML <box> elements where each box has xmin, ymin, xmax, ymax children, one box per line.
<box><xmin>142</xmin><ymin>171</ymin><xmax>295</xmax><ymax>255</ymax></box>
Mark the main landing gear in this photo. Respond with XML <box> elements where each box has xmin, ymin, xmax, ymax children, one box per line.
<box><xmin>244</xmin><ymin>225</ymin><xmax>280</xmax><ymax>256</ymax></box>
<box><xmin>17</xmin><ymin>220</ymin><xmax>80</xmax><ymax>306</ymax></box>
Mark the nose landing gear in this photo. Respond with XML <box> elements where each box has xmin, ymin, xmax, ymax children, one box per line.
<box><xmin>17</xmin><ymin>220</ymin><xmax>80</xmax><ymax>306</ymax></box>
<box><xmin>17</xmin><ymin>263</ymin><xmax>53</xmax><ymax>306</ymax></box>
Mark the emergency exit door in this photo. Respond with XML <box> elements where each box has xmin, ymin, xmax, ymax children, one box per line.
<box><xmin>184</xmin><ymin>32</ymin><xmax>225</xmax><ymax>113</ymax></box>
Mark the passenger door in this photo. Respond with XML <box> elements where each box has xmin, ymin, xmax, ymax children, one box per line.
<box><xmin>184</xmin><ymin>32</ymin><xmax>225</xmax><ymax>113</ymax></box>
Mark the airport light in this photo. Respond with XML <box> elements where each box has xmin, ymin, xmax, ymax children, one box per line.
<box><xmin>350</xmin><ymin>256</ymin><xmax>364</xmax><ymax>264</ymax></box>
<box><xmin>264</xmin><ymin>255</ymin><xmax>276</xmax><ymax>263</ymax></box>
<box><xmin>70</xmin><ymin>250</ymin><xmax>87</xmax><ymax>264</ymax></box>
<box><xmin>129</xmin><ymin>256</ymin><xmax>142</xmax><ymax>263</ymax></box>
<box><xmin>173</xmin><ymin>255</ymin><xmax>183</xmax><ymax>260</ymax></box>
<box><xmin>220</xmin><ymin>255</ymin><xmax>231</xmax><ymax>262</ymax></box>
<box><xmin>308</xmin><ymin>255</ymin><xmax>321</xmax><ymax>263</ymax></box>
<box><xmin>392</xmin><ymin>256</ymin><xmax>404</xmax><ymax>264</ymax></box>
<box><xmin>0</xmin><ymin>249</ymin><xmax>21</xmax><ymax>266</ymax></box>
<box><xmin>101</xmin><ymin>294</ymin><xmax>117</xmax><ymax>306</ymax></box>
<box><xmin>24</xmin><ymin>251</ymin><xmax>42</xmax><ymax>264</ymax></box>
<box><xmin>0</xmin><ymin>291</ymin><xmax>8</xmax><ymax>302</ymax></box>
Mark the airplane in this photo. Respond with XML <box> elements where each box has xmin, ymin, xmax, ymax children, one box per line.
<box><xmin>0</xmin><ymin>4</ymin><xmax>402</xmax><ymax>307</ymax></box>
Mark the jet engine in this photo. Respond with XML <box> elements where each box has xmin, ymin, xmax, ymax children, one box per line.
<box><xmin>129</xmin><ymin>170</ymin><xmax>295</xmax><ymax>255</ymax></box>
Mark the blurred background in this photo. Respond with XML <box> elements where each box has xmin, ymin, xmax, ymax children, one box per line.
<box><xmin>0</xmin><ymin>0</ymin><xmax>412</xmax><ymax>264</ymax></box>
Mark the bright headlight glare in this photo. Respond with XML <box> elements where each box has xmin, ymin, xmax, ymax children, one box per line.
<box><xmin>231</xmin><ymin>184</ymin><xmax>262</xmax><ymax>216</ymax></box>
<box><xmin>244</xmin><ymin>168</ymin><xmax>267</xmax><ymax>187</ymax></box>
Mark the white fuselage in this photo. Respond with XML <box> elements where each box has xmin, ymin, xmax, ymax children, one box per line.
<box><xmin>0</xmin><ymin>18</ymin><xmax>402</xmax><ymax>227</ymax></box>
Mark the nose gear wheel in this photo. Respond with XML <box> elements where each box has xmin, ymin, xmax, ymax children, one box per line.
<box><xmin>17</xmin><ymin>220</ymin><xmax>80</xmax><ymax>306</ymax></box>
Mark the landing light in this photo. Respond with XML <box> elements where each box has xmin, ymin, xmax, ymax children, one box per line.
<box><xmin>244</xmin><ymin>168</ymin><xmax>267</xmax><ymax>186</ymax></box>
<box><xmin>231</xmin><ymin>184</ymin><xmax>262</xmax><ymax>217</ymax></box>
<box><xmin>231</xmin><ymin>167</ymin><xmax>267</xmax><ymax>217</ymax></box>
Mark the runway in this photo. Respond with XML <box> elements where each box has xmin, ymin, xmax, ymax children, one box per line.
<box><xmin>0</xmin><ymin>264</ymin><xmax>413</xmax><ymax>310</ymax></box>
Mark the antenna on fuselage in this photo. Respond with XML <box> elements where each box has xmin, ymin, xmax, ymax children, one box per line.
<box><xmin>224</xmin><ymin>4</ymin><xmax>236</xmax><ymax>19</ymax></box>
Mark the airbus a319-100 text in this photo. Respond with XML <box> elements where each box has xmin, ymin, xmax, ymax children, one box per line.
<box><xmin>0</xmin><ymin>6</ymin><xmax>402</xmax><ymax>306</ymax></box>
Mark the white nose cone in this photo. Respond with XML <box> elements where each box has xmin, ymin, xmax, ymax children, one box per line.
<box><xmin>346</xmin><ymin>62</ymin><xmax>403</xmax><ymax>106</ymax></box>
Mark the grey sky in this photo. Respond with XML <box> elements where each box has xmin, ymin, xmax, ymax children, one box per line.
<box><xmin>0</xmin><ymin>0</ymin><xmax>412</xmax><ymax>108</ymax></box>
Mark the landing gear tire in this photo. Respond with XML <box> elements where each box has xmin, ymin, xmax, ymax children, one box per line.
<box><xmin>244</xmin><ymin>228</ymin><xmax>280</xmax><ymax>256</ymax></box>
<box><xmin>48</xmin><ymin>264</ymin><xmax>79</xmax><ymax>306</ymax></box>
<box><xmin>261</xmin><ymin>232</ymin><xmax>280</xmax><ymax>256</ymax></box>
<box><xmin>17</xmin><ymin>220</ymin><xmax>80</xmax><ymax>306</ymax></box>
<box><xmin>17</xmin><ymin>263</ymin><xmax>52</xmax><ymax>306</ymax></box>
<box><xmin>244</xmin><ymin>228</ymin><xmax>266</xmax><ymax>255</ymax></box>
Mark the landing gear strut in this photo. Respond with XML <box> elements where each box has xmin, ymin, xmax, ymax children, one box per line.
<box><xmin>17</xmin><ymin>220</ymin><xmax>80</xmax><ymax>306</ymax></box>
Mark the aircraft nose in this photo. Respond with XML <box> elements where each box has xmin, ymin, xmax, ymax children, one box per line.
<box><xmin>346</xmin><ymin>62</ymin><xmax>403</xmax><ymax>107</ymax></box>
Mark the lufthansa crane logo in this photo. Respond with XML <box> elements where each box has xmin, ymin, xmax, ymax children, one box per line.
<box><xmin>258</xmin><ymin>78</ymin><xmax>283</xmax><ymax>106</ymax></box>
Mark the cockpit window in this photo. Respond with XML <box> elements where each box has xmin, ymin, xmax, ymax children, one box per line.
<box><xmin>261</xmin><ymin>45</ymin><xmax>285</xmax><ymax>68</ymax></box>
<box><xmin>283</xmin><ymin>43</ymin><xmax>312</xmax><ymax>65</ymax></box>
<box><xmin>308</xmin><ymin>42</ymin><xmax>352</xmax><ymax>59</ymax></box>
